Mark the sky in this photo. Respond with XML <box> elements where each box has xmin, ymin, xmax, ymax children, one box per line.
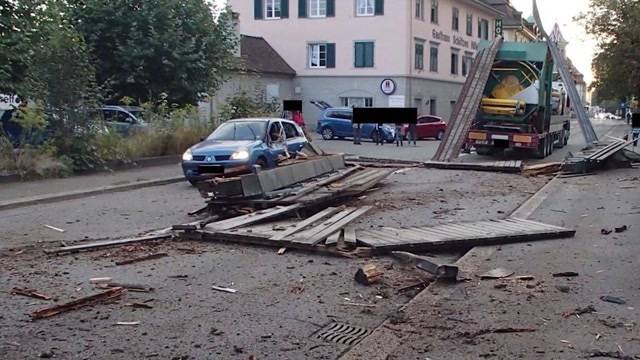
<box><xmin>511</xmin><ymin>0</ymin><xmax>596</xmax><ymax>85</ymax></box>
<box><xmin>216</xmin><ymin>0</ymin><xmax>596</xmax><ymax>85</ymax></box>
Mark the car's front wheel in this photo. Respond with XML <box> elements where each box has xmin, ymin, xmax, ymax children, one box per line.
<box><xmin>321</xmin><ymin>127</ymin><xmax>334</xmax><ymax>140</ymax></box>
<box><xmin>436</xmin><ymin>130</ymin><xmax>445</xmax><ymax>140</ymax></box>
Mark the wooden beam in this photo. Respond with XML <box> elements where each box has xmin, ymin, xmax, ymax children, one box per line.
<box><xmin>306</xmin><ymin>207</ymin><xmax>372</xmax><ymax>245</ymax></box>
<box><xmin>207</xmin><ymin>204</ymin><xmax>302</xmax><ymax>231</ymax></box>
<box><xmin>270</xmin><ymin>206</ymin><xmax>343</xmax><ymax>241</ymax></box>
<box><xmin>31</xmin><ymin>287</ymin><xmax>126</xmax><ymax>320</ymax></box>
<box><xmin>43</xmin><ymin>234</ymin><xmax>173</xmax><ymax>254</ymax></box>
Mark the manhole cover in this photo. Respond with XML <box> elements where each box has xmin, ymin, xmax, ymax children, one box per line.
<box><xmin>315</xmin><ymin>322</ymin><xmax>371</xmax><ymax>346</ymax></box>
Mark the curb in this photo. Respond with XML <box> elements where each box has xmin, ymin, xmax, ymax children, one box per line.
<box><xmin>0</xmin><ymin>155</ymin><xmax>180</xmax><ymax>184</ymax></box>
<box><xmin>0</xmin><ymin>176</ymin><xmax>186</xmax><ymax>212</ymax></box>
<box><xmin>339</xmin><ymin>176</ymin><xmax>562</xmax><ymax>360</ymax></box>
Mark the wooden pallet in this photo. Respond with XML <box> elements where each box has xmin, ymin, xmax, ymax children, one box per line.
<box><xmin>357</xmin><ymin>218</ymin><xmax>575</xmax><ymax>251</ymax></box>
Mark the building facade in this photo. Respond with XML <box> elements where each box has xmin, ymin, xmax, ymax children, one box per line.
<box><xmin>484</xmin><ymin>0</ymin><xmax>539</xmax><ymax>42</ymax></box>
<box><xmin>229</xmin><ymin>0</ymin><xmax>502</xmax><ymax>127</ymax></box>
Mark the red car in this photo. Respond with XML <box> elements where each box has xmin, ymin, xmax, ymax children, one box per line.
<box><xmin>402</xmin><ymin>115</ymin><xmax>447</xmax><ymax>140</ymax></box>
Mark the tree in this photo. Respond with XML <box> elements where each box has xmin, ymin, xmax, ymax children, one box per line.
<box><xmin>579</xmin><ymin>0</ymin><xmax>640</xmax><ymax>99</ymax></box>
<box><xmin>70</xmin><ymin>0</ymin><xmax>238</xmax><ymax>106</ymax></box>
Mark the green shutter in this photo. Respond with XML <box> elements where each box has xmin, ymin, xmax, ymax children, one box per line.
<box><xmin>355</xmin><ymin>43</ymin><xmax>363</xmax><ymax>68</ymax></box>
<box><xmin>374</xmin><ymin>0</ymin><xmax>384</xmax><ymax>15</ymax></box>
<box><xmin>326</xmin><ymin>43</ymin><xmax>336</xmax><ymax>68</ymax></box>
<box><xmin>281</xmin><ymin>0</ymin><xmax>289</xmax><ymax>18</ymax></box>
<box><xmin>254</xmin><ymin>0</ymin><xmax>263</xmax><ymax>19</ymax></box>
<box><xmin>366</xmin><ymin>42</ymin><xmax>374</xmax><ymax>67</ymax></box>
<box><xmin>298</xmin><ymin>0</ymin><xmax>307</xmax><ymax>17</ymax></box>
<box><xmin>327</xmin><ymin>0</ymin><xmax>335</xmax><ymax>17</ymax></box>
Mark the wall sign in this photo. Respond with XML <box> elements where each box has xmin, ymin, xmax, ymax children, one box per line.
<box><xmin>380</xmin><ymin>79</ymin><xmax>396</xmax><ymax>95</ymax></box>
<box><xmin>495</xmin><ymin>19</ymin><xmax>503</xmax><ymax>38</ymax></box>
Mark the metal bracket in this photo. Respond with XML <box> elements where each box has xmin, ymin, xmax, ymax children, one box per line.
<box><xmin>392</xmin><ymin>251</ymin><xmax>459</xmax><ymax>281</ymax></box>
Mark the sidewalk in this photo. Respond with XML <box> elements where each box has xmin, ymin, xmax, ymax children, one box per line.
<box><xmin>342</xmin><ymin>167</ymin><xmax>640</xmax><ymax>359</ymax></box>
<box><xmin>0</xmin><ymin>163</ymin><xmax>183</xmax><ymax>204</ymax></box>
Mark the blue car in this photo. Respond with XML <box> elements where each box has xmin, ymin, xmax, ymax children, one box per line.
<box><xmin>316</xmin><ymin>107</ymin><xmax>395</xmax><ymax>143</ymax></box>
<box><xmin>181</xmin><ymin>118</ymin><xmax>308</xmax><ymax>185</ymax></box>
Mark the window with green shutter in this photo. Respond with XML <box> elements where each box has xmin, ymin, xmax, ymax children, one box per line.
<box><xmin>354</xmin><ymin>41</ymin><xmax>374</xmax><ymax>68</ymax></box>
<box><xmin>415</xmin><ymin>42</ymin><xmax>424</xmax><ymax>70</ymax></box>
<box><xmin>430</xmin><ymin>46</ymin><xmax>438</xmax><ymax>72</ymax></box>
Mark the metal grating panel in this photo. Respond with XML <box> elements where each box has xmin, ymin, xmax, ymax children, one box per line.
<box><xmin>315</xmin><ymin>322</ymin><xmax>371</xmax><ymax>346</ymax></box>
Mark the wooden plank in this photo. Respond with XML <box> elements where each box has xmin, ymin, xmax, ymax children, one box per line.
<box><xmin>399</xmin><ymin>227</ymin><xmax>446</xmax><ymax>242</ymax></box>
<box><xmin>507</xmin><ymin>218</ymin><xmax>568</xmax><ymax>231</ymax></box>
<box><xmin>431</xmin><ymin>224</ymin><xmax>482</xmax><ymax>238</ymax></box>
<box><xmin>43</xmin><ymin>234</ymin><xmax>173</xmax><ymax>254</ymax></box>
<box><xmin>291</xmin><ymin>208</ymin><xmax>358</xmax><ymax>244</ymax></box>
<box><xmin>270</xmin><ymin>207</ymin><xmax>342</xmax><ymax>241</ymax></box>
<box><xmin>284</xmin><ymin>166</ymin><xmax>361</xmax><ymax>202</ymax></box>
<box><xmin>208</xmin><ymin>204</ymin><xmax>302</xmax><ymax>231</ymax></box>
<box><xmin>325</xmin><ymin>230</ymin><xmax>342</xmax><ymax>245</ymax></box>
<box><xmin>31</xmin><ymin>287</ymin><xmax>126</xmax><ymax>320</ymax></box>
<box><xmin>344</xmin><ymin>226</ymin><xmax>357</xmax><ymax>246</ymax></box>
<box><xmin>306</xmin><ymin>207</ymin><xmax>373</xmax><ymax>246</ymax></box>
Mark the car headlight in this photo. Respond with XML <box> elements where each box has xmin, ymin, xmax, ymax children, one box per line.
<box><xmin>182</xmin><ymin>149</ymin><xmax>193</xmax><ymax>161</ymax></box>
<box><xmin>230</xmin><ymin>149</ymin><xmax>249</xmax><ymax>160</ymax></box>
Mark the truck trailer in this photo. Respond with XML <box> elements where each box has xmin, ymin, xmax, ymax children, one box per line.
<box><xmin>465</xmin><ymin>42</ymin><xmax>570</xmax><ymax>158</ymax></box>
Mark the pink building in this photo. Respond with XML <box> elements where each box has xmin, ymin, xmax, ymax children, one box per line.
<box><xmin>229</xmin><ymin>0</ymin><xmax>503</xmax><ymax>125</ymax></box>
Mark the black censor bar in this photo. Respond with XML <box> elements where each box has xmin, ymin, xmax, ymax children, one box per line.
<box><xmin>353</xmin><ymin>107</ymin><xmax>418</xmax><ymax>124</ymax></box>
<box><xmin>283</xmin><ymin>100</ymin><xmax>303</xmax><ymax>112</ymax></box>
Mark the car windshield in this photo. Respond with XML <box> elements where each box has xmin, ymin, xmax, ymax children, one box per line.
<box><xmin>207</xmin><ymin>121</ymin><xmax>266</xmax><ymax>141</ymax></box>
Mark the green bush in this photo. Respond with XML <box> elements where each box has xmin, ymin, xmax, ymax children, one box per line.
<box><xmin>216</xmin><ymin>90</ymin><xmax>280</xmax><ymax>124</ymax></box>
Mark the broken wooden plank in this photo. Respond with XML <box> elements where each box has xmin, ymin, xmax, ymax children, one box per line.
<box><xmin>31</xmin><ymin>287</ymin><xmax>126</xmax><ymax>320</ymax></box>
<box><xmin>115</xmin><ymin>253</ymin><xmax>168</xmax><ymax>266</ymax></box>
<box><xmin>357</xmin><ymin>218</ymin><xmax>575</xmax><ymax>252</ymax></box>
<box><xmin>325</xmin><ymin>230</ymin><xmax>343</xmax><ymax>246</ymax></box>
<box><xmin>306</xmin><ymin>206</ymin><xmax>373</xmax><ymax>245</ymax></box>
<box><xmin>11</xmin><ymin>287</ymin><xmax>52</xmax><ymax>301</ymax></box>
<box><xmin>43</xmin><ymin>234</ymin><xmax>173</xmax><ymax>255</ymax></box>
<box><xmin>292</xmin><ymin>208</ymin><xmax>358</xmax><ymax>244</ymax></box>
<box><xmin>424</xmin><ymin>160</ymin><xmax>523</xmax><ymax>173</ymax></box>
<box><xmin>343</xmin><ymin>226</ymin><xmax>357</xmax><ymax>247</ymax></box>
<box><xmin>207</xmin><ymin>204</ymin><xmax>303</xmax><ymax>231</ymax></box>
<box><xmin>354</xmin><ymin>264</ymin><xmax>384</xmax><ymax>285</ymax></box>
<box><xmin>270</xmin><ymin>206</ymin><xmax>343</xmax><ymax>241</ymax></box>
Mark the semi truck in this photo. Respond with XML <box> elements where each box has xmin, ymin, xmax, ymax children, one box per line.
<box><xmin>465</xmin><ymin>42</ymin><xmax>571</xmax><ymax>158</ymax></box>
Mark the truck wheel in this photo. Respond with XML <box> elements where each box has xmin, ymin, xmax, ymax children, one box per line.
<box><xmin>476</xmin><ymin>146</ymin><xmax>492</xmax><ymax>156</ymax></box>
<box><xmin>555</xmin><ymin>131</ymin><xmax>565</xmax><ymax>149</ymax></box>
<box><xmin>534</xmin><ymin>137</ymin><xmax>546</xmax><ymax>159</ymax></box>
<box><xmin>564</xmin><ymin>132</ymin><xmax>569</xmax><ymax>146</ymax></box>
<box><xmin>547</xmin><ymin>135</ymin><xmax>554</xmax><ymax>155</ymax></box>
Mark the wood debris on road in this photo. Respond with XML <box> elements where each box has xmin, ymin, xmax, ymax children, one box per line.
<box><xmin>115</xmin><ymin>252</ymin><xmax>168</xmax><ymax>266</ymax></box>
<box><xmin>31</xmin><ymin>287</ymin><xmax>126</xmax><ymax>320</ymax></box>
<box><xmin>10</xmin><ymin>287</ymin><xmax>52</xmax><ymax>301</ymax></box>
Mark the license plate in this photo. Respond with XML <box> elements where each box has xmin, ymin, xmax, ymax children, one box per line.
<box><xmin>492</xmin><ymin>134</ymin><xmax>509</xmax><ymax>140</ymax></box>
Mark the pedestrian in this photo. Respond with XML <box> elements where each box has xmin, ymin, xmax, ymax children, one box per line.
<box><xmin>395</xmin><ymin>123</ymin><xmax>404</xmax><ymax>147</ymax></box>
<box><xmin>352</xmin><ymin>122</ymin><xmax>362</xmax><ymax>145</ymax></box>
<box><xmin>375</xmin><ymin>122</ymin><xmax>384</xmax><ymax>146</ymax></box>
<box><xmin>407</xmin><ymin>122</ymin><xmax>417</xmax><ymax>146</ymax></box>
<box><xmin>292</xmin><ymin>110</ymin><xmax>312</xmax><ymax>141</ymax></box>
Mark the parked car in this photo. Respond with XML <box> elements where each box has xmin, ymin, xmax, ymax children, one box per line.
<box><xmin>181</xmin><ymin>118</ymin><xmax>308</xmax><ymax>185</ymax></box>
<box><xmin>402</xmin><ymin>115</ymin><xmax>447</xmax><ymax>140</ymax></box>
<box><xmin>101</xmin><ymin>105</ymin><xmax>147</xmax><ymax>135</ymax></box>
<box><xmin>316</xmin><ymin>107</ymin><xmax>395</xmax><ymax>143</ymax></box>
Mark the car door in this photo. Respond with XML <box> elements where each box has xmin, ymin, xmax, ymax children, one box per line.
<box><xmin>265</xmin><ymin>120</ymin><xmax>287</xmax><ymax>165</ymax></box>
<box><xmin>282</xmin><ymin>121</ymin><xmax>306</xmax><ymax>153</ymax></box>
<box><xmin>337</xmin><ymin>111</ymin><xmax>355</xmax><ymax>137</ymax></box>
<box><xmin>421</xmin><ymin>116</ymin><xmax>440</xmax><ymax>138</ymax></box>
<box><xmin>416</xmin><ymin>117</ymin><xmax>429</xmax><ymax>139</ymax></box>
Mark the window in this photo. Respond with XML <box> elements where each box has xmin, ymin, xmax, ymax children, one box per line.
<box><xmin>430</xmin><ymin>0</ymin><xmax>438</xmax><ymax>24</ymax></box>
<box><xmin>462</xmin><ymin>54</ymin><xmax>473</xmax><ymax>76</ymax></box>
<box><xmin>451</xmin><ymin>51</ymin><xmax>459</xmax><ymax>75</ymax></box>
<box><xmin>429</xmin><ymin>46</ymin><xmax>438</xmax><ymax>72</ymax></box>
<box><xmin>309</xmin><ymin>0</ymin><xmax>326</xmax><ymax>17</ymax></box>
<box><xmin>415</xmin><ymin>0</ymin><xmax>424</xmax><ymax>20</ymax></box>
<box><xmin>415</xmin><ymin>41</ymin><xmax>424</xmax><ymax>70</ymax></box>
<box><xmin>265</xmin><ymin>0</ymin><xmax>281</xmax><ymax>19</ymax></box>
<box><xmin>309</xmin><ymin>43</ymin><xmax>327</xmax><ymax>68</ymax></box>
<box><xmin>466</xmin><ymin>14</ymin><xmax>473</xmax><ymax>36</ymax></box>
<box><xmin>429</xmin><ymin>98</ymin><xmax>437</xmax><ymax>116</ymax></box>
<box><xmin>356</xmin><ymin>0</ymin><xmax>374</xmax><ymax>16</ymax></box>
<box><xmin>452</xmin><ymin>7</ymin><xmax>459</xmax><ymax>31</ymax></box>
<box><xmin>282</xmin><ymin>122</ymin><xmax>301</xmax><ymax>138</ymax></box>
<box><xmin>419</xmin><ymin>116</ymin><xmax>438</xmax><ymax>124</ymax></box>
<box><xmin>478</xmin><ymin>18</ymin><xmax>489</xmax><ymax>40</ymax></box>
<box><xmin>341</xmin><ymin>97</ymin><xmax>373</xmax><ymax>108</ymax></box>
<box><xmin>354</xmin><ymin>41</ymin><xmax>375</xmax><ymax>68</ymax></box>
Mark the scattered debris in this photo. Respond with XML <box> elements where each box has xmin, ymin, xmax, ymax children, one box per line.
<box><xmin>555</xmin><ymin>285</ymin><xmax>571</xmax><ymax>293</ymax></box>
<box><xmin>211</xmin><ymin>286</ymin><xmax>237</xmax><ymax>294</ymax></box>
<box><xmin>340</xmin><ymin>302</ymin><xmax>377</xmax><ymax>308</ymax></box>
<box><xmin>89</xmin><ymin>277</ymin><xmax>113</xmax><ymax>284</ymax></box>
<box><xmin>125</xmin><ymin>302</ymin><xmax>153</xmax><ymax>309</ymax></box>
<box><xmin>494</xmin><ymin>283</ymin><xmax>507</xmax><ymax>289</ymax></box>
<box><xmin>43</xmin><ymin>224</ymin><xmax>65</xmax><ymax>233</ymax></box>
<box><xmin>10</xmin><ymin>287</ymin><xmax>52</xmax><ymax>301</ymax></box>
<box><xmin>354</xmin><ymin>264</ymin><xmax>384</xmax><ymax>285</ymax></box>
<box><xmin>562</xmin><ymin>140</ymin><xmax>637</xmax><ymax>175</ymax></box>
<box><xmin>460</xmin><ymin>327</ymin><xmax>536</xmax><ymax>339</ymax></box>
<box><xmin>392</xmin><ymin>251</ymin><xmax>459</xmax><ymax>281</ymax></box>
<box><xmin>115</xmin><ymin>252</ymin><xmax>168</xmax><ymax>266</ymax></box>
<box><xmin>97</xmin><ymin>282</ymin><xmax>153</xmax><ymax>293</ymax></box>
<box><xmin>614</xmin><ymin>225</ymin><xmax>628</xmax><ymax>233</ymax></box>
<box><xmin>115</xmin><ymin>321</ymin><xmax>140</xmax><ymax>326</ymax></box>
<box><xmin>553</xmin><ymin>271</ymin><xmax>579</xmax><ymax>278</ymax></box>
<box><xmin>587</xmin><ymin>350</ymin><xmax>634</xmax><ymax>360</ymax></box>
<box><xmin>522</xmin><ymin>162</ymin><xmax>562</xmax><ymax>177</ymax></box>
<box><xmin>515</xmin><ymin>275</ymin><xmax>535</xmax><ymax>281</ymax></box>
<box><xmin>601</xmin><ymin>296</ymin><xmax>626</xmax><ymax>305</ymax></box>
<box><xmin>601</xmin><ymin>228</ymin><xmax>613</xmax><ymax>235</ymax></box>
<box><xmin>277</xmin><ymin>247</ymin><xmax>287</xmax><ymax>255</ymax></box>
<box><xmin>563</xmin><ymin>305</ymin><xmax>596</xmax><ymax>318</ymax></box>
<box><xmin>44</xmin><ymin>233</ymin><xmax>173</xmax><ymax>254</ymax></box>
<box><xmin>480</xmin><ymin>268</ymin><xmax>514</xmax><ymax>280</ymax></box>
<box><xmin>30</xmin><ymin>287</ymin><xmax>126</xmax><ymax>320</ymax></box>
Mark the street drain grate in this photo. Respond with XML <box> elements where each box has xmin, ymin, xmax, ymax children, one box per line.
<box><xmin>315</xmin><ymin>322</ymin><xmax>371</xmax><ymax>346</ymax></box>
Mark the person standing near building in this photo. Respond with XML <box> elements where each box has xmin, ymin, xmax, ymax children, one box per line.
<box><xmin>374</xmin><ymin>122</ymin><xmax>384</xmax><ymax>146</ymax></box>
<box><xmin>292</xmin><ymin>110</ymin><xmax>312</xmax><ymax>142</ymax></box>
<box><xmin>407</xmin><ymin>122</ymin><xmax>417</xmax><ymax>146</ymax></box>
<box><xmin>395</xmin><ymin>123</ymin><xmax>404</xmax><ymax>147</ymax></box>
<box><xmin>352</xmin><ymin>122</ymin><xmax>362</xmax><ymax>145</ymax></box>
